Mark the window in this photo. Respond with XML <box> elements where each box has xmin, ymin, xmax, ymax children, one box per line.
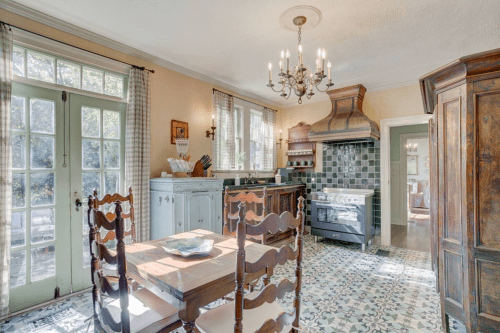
<box><xmin>214</xmin><ymin>100</ymin><xmax>276</xmax><ymax>172</ymax></box>
<box><xmin>13</xmin><ymin>45</ymin><xmax>126</xmax><ymax>99</ymax></box>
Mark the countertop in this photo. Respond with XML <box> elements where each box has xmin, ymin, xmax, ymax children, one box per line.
<box><xmin>225</xmin><ymin>181</ymin><xmax>305</xmax><ymax>192</ymax></box>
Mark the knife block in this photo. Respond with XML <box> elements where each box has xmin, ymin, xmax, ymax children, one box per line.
<box><xmin>190</xmin><ymin>160</ymin><xmax>204</xmax><ymax>177</ymax></box>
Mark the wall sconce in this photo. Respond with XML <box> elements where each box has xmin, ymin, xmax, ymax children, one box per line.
<box><xmin>206</xmin><ymin>114</ymin><xmax>216</xmax><ymax>140</ymax></box>
<box><xmin>276</xmin><ymin>129</ymin><xmax>283</xmax><ymax>148</ymax></box>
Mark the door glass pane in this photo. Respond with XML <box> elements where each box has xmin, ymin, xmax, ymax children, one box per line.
<box><xmin>11</xmin><ymin>96</ymin><xmax>26</xmax><ymax>131</ymax></box>
<box><xmin>81</xmin><ymin>107</ymin><xmax>101</xmax><ymax>138</ymax></box>
<box><xmin>57</xmin><ymin>60</ymin><xmax>81</xmax><ymax>88</ymax></box>
<box><xmin>12</xmin><ymin>173</ymin><xmax>26</xmax><ymax>208</ymax></box>
<box><xmin>30</xmin><ymin>172</ymin><xmax>55</xmax><ymax>207</ymax></box>
<box><xmin>82</xmin><ymin>172</ymin><xmax>100</xmax><ymax>198</ymax></box>
<box><xmin>104</xmin><ymin>171</ymin><xmax>119</xmax><ymax>194</ymax></box>
<box><xmin>12</xmin><ymin>134</ymin><xmax>26</xmax><ymax>169</ymax></box>
<box><xmin>10</xmin><ymin>251</ymin><xmax>26</xmax><ymax>288</ymax></box>
<box><xmin>30</xmin><ymin>99</ymin><xmax>55</xmax><ymax>134</ymax></box>
<box><xmin>27</xmin><ymin>51</ymin><xmax>55</xmax><ymax>83</ymax></box>
<box><xmin>13</xmin><ymin>46</ymin><xmax>25</xmax><ymax>77</ymax></box>
<box><xmin>103</xmin><ymin>111</ymin><xmax>120</xmax><ymax>139</ymax></box>
<box><xmin>83</xmin><ymin>236</ymin><xmax>90</xmax><ymax>268</ymax></box>
<box><xmin>31</xmin><ymin>245</ymin><xmax>55</xmax><ymax>282</ymax></box>
<box><xmin>11</xmin><ymin>211</ymin><xmax>26</xmax><ymax>247</ymax></box>
<box><xmin>82</xmin><ymin>140</ymin><xmax>101</xmax><ymax>169</ymax></box>
<box><xmin>104</xmin><ymin>141</ymin><xmax>120</xmax><ymax>169</ymax></box>
<box><xmin>82</xmin><ymin>67</ymin><xmax>103</xmax><ymax>93</ymax></box>
<box><xmin>31</xmin><ymin>208</ymin><xmax>55</xmax><ymax>243</ymax></box>
<box><xmin>104</xmin><ymin>74</ymin><xmax>123</xmax><ymax>98</ymax></box>
<box><xmin>30</xmin><ymin>136</ymin><xmax>54</xmax><ymax>169</ymax></box>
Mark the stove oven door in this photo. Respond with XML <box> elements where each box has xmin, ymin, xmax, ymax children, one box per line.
<box><xmin>312</xmin><ymin>201</ymin><xmax>365</xmax><ymax>234</ymax></box>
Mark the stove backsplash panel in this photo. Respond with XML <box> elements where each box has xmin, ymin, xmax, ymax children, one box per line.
<box><xmin>288</xmin><ymin>141</ymin><xmax>381</xmax><ymax>232</ymax></box>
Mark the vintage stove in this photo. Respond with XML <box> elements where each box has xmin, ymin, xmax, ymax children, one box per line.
<box><xmin>311</xmin><ymin>188</ymin><xmax>374</xmax><ymax>252</ymax></box>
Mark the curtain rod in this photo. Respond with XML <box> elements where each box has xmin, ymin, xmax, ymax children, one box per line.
<box><xmin>212</xmin><ymin>88</ymin><xmax>278</xmax><ymax>112</ymax></box>
<box><xmin>0</xmin><ymin>21</ymin><xmax>155</xmax><ymax>73</ymax></box>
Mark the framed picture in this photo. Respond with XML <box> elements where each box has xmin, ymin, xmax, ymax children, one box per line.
<box><xmin>171</xmin><ymin>120</ymin><xmax>189</xmax><ymax>144</ymax></box>
<box><xmin>407</xmin><ymin>155</ymin><xmax>418</xmax><ymax>175</ymax></box>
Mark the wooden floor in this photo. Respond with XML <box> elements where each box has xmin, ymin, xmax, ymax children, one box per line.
<box><xmin>391</xmin><ymin>217</ymin><xmax>431</xmax><ymax>253</ymax></box>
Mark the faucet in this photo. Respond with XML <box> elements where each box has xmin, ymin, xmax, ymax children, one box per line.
<box><xmin>248</xmin><ymin>172</ymin><xmax>258</xmax><ymax>184</ymax></box>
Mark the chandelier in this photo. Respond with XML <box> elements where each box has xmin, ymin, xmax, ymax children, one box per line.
<box><xmin>267</xmin><ymin>15</ymin><xmax>333</xmax><ymax>104</ymax></box>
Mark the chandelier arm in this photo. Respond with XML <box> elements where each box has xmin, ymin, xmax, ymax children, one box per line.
<box><xmin>284</xmin><ymin>87</ymin><xmax>292</xmax><ymax>99</ymax></box>
<box><xmin>314</xmin><ymin>84</ymin><xmax>334</xmax><ymax>93</ymax></box>
<box><xmin>270</xmin><ymin>83</ymin><xmax>285</xmax><ymax>93</ymax></box>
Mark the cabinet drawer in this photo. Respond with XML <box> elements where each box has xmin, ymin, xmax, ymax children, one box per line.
<box><xmin>173</xmin><ymin>183</ymin><xmax>223</xmax><ymax>192</ymax></box>
<box><xmin>311</xmin><ymin>228</ymin><xmax>365</xmax><ymax>244</ymax></box>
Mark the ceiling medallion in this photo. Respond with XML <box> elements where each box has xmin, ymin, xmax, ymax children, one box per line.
<box><xmin>267</xmin><ymin>6</ymin><xmax>333</xmax><ymax>104</ymax></box>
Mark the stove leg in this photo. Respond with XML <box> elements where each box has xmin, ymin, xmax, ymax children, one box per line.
<box><xmin>314</xmin><ymin>236</ymin><xmax>318</xmax><ymax>243</ymax></box>
<box><xmin>361</xmin><ymin>243</ymin><xmax>366</xmax><ymax>252</ymax></box>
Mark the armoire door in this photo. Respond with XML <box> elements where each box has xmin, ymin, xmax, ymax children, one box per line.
<box><xmin>436</xmin><ymin>84</ymin><xmax>470</xmax><ymax>330</ymax></box>
<box><xmin>429</xmin><ymin>116</ymin><xmax>439</xmax><ymax>292</ymax></box>
<box><xmin>469</xmin><ymin>78</ymin><xmax>500</xmax><ymax>332</ymax></box>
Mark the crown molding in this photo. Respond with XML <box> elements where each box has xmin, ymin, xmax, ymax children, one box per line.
<box><xmin>0</xmin><ymin>0</ymin><xmax>282</xmax><ymax>108</ymax></box>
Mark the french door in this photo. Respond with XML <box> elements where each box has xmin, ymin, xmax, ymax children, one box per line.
<box><xmin>9</xmin><ymin>82</ymin><xmax>126</xmax><ymax>312</ymax></box>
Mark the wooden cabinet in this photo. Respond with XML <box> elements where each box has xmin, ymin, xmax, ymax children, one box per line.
<box><xmin>286</xmin><ymin>122</ymin><xmax>316</xmax><ymax>170</ymax></box>
<box><xmin>420</xmin><ymin>48</ymin><xmax>500</xmax><ymax>333</ymax></box>
<box><xmin>224</xmin><ymin>184</ymin><xmax>305</xmax><ymax>244</ymax></box>
<box><xmin>150</xmin><ymin>178</ymin><xmax>224</xmax><ymax>239</ymax></box>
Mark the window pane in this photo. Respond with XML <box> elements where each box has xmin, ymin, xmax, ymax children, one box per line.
<box><xmin>83</xmin><ymin>208</ymin><xmax>90</xmax><ymax>235</ymax></box>
<box><xmin>103</xmin><ymin>111</ymin><xmax>120</xmax><ymax>139</ymax></box>
<box><xmin>11</xmin><ymin>96</ymin><xmax>25</xmax><ymax>131</ymax></box>
<box><xmin>83</xmin><ymin>235</ymin><xmax>91</xmax><ymax>268</ymax></box>
<box><xmin>82</xmin><ymin>172</ymin><xmax>100</xmax><ymax>198</ymax></box>
<box><xmin>30</xmin><ymin>136</ymin><xmax>54</xmax><ymax>169</ymax></box>
<box><xmin>82</xmin><ymin>140</ymin><xmax>101</xmax><ymax>169</ymax></box>
<box><xmin>27</xmin><ymin>51</ymin><xmax>55</xmax><ymax>83</ymax></box>
<box><xmin>105</xmin><ymin>74</ymin><xmax>123</xmax><ymax>98</ymax></box>
<box><xmin>12</xmin><ymin>173</ymin><xmax>26</xmax><ymax>208</ymax></box>
<box><xmin>12</xmin><ymin>134</ymin><xmax>26</xmax><ymax>169</ymax></box>
<box><xmin>10</xmin><ymin>251</ymin><xmax>26</xmax><ymax>288</ymax></box>
<box><xmin>82</xmin><ymin>67</ymin><xmax>103</xmax><ymax>93</ymax></box>
<box><xmin>104</xmin><ymin>171</ymin><xmax>119</xmax><ymax>195</ymax></box>
<box><xmin>31</xmin><ymin>208</ymin><xmax>55</xmax><ymax>244</ymax></box>
<box><xmin>81</xmin><ymin>107</ymin><xmax>101</xmax><ymax>138</ymax></box>
<box><xmin>31</xmin><ymin>245</ymin><xmax>55</xmax><ymax>282</ymax></box>
<box><xmin>13</xmin><ymin>46</ymin><xmax>25</xmax><ymax>77</ymax></box>
<box><xmin>11</xmin><ymin>211</ymin><xmax>26</xmax><ymax>247</ymax></box>
<box><xmin>30</xmin><ymin>99</ymin><xmax>55</xmax><ymax>134</ymax></box>
<box><xmin>57</xmin><ymin>60</ymin><xmax>81</xmax><ymax>88</ymax></box>
<box><xmin>104</xmin><ymin>141</ymin><xmax>120</xmax><ymax>169</ymax></box>
<box><xmin>30</xmin><ymin>172</ymin><xmax>55</xmax><ymax>207</ymax></box>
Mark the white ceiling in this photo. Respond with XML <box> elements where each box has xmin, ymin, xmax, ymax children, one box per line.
<box><xmin>8</xmin><ymin>0</ymin><xmax>500</xmax><ymax>106</ymax></box>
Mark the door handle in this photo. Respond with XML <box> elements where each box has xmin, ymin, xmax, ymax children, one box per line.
<box><xmin>75</xmin><ymin>198</ymin><xmax>82</xmax><ymax>211</ymax></box>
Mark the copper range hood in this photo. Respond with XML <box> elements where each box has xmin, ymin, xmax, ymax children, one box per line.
<box><xmin>308</xmin><ymin>84</ymin><xmax>380</xmax><ymax>142</ymax></box>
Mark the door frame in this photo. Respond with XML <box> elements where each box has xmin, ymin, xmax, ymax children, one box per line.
<box><xmin>380</xmin><ymin>114</ymin><xmax>432</xmax><ymax>246</ymax></box>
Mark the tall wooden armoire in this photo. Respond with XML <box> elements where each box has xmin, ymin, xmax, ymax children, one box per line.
<box><xmin>420</xmin><ymin>48</ymin><xmax>500</xmax><ymax>333</ymax></box>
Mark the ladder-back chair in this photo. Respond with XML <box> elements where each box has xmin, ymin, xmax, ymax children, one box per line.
<box><xmin>88</xmin><ymin>200</ymin><xmax>180</xmax><ymax>333</ymax></box>
<box><xmin>93</xmin><ymin>187</ymin><xmax>136</xmax><ymax>245</ymax></box>
<box><xmin>196</xmin><ymin>196</ymin><xmax>305</xmax><ymax>333</ymax></box>
<box><xmin>224</xmin><ymin>186</ymin><xmax>268</xmax><ymax>244</ymax></box>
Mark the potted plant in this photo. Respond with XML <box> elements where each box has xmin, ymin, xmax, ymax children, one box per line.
<box><xmin>236</xmin><ymin>152</ymin><xmax>247</xmax><ymax>170</ymax></box>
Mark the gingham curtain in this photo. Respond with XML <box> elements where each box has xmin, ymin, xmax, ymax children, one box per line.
<box><xmin>125</xmin><ymin>67</ymin><xmax>151</xmax><ymax>242</ymax></box>
<box><xmin>0</xmin><ymin>22</ymin><xmax>13</xmax><ymax>317</ymax></box>
<box><xmin>213</xmin><ymin>91</ymin><xmax>235</xmax><ymax>170</ymax></box>
<box><xmin>261</xmin><ymin>107</ymin><xmax>277</xmax><ymax>171</ymax></box>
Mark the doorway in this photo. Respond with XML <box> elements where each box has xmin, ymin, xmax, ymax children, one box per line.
<box><xmin>9</xmin><ymin>82</ymin><xmax>126</xmax><ymax>312</ymax></box>
<box><xmin>389</xmin><ymin>127</ymin><xmax>430</xmax><ymax>252</ymax></box>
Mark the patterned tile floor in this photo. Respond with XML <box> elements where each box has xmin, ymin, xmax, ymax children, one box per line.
<box><xmin>0</xmin><ymin>236</ymin><xmax>466</xmax><ymax>333</ymax></box>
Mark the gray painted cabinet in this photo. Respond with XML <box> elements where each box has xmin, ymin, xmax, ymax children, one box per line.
<box><xmin>150</xmin><ymin>178</ymin><xmax>224</xmax><ymax>240</ymax></box>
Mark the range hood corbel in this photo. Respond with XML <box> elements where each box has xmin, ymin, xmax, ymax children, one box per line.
<box><xmin>308</xmin><ymin>84</ymin><xmax>380</xmax><ymax>143</ymax></box>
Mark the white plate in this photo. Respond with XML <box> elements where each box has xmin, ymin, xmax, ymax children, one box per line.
<box><xmin>162</xmin><ymin>237</ymin><xmax>214</xmax><ymax>257</ymax></box>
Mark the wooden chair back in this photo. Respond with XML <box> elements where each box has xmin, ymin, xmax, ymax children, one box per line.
<box><xmin>223</xmin><ymin>186</ymin><xmax>267</xmax><ymax>237</ymax></box>
<box><xmin>88</xmin><ymin>199</ymin><xmax>132</xmax><ymax>333</ymax></box>
<box><xmin>234</xmin><ymin>196</ymin><xmax>305</xmax><ymax>333</ymax></box>
<box><xmin>93</xmin><ymin>186</ymin><xmax>136</xmax><ymax>244</ymax></box>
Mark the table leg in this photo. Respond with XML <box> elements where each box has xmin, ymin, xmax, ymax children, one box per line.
<box><xmin>179</xmin><ymin>303</ymin><xmax>200</xmax><ymax>333</ymax></box>
<box><xmin>182</xmin><ymin>321</ymin><xmax>196</xmax><ymax>332</ymax></box>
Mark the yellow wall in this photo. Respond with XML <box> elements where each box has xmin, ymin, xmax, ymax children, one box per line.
<box><xmin>0</xmin><ymin>9</ymin><xmax>280</xmax><ymax>178</ymax></box>
<box><xmin>277</xmin><ymin>84</ymin><xmax>425</xmax><ymax>166</ymax></box>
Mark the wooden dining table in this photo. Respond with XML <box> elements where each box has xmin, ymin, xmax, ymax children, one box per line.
<box><xmin>124</xmin><ymin>229</ymin><xmax>274</xmax><ymax>332</ymax></box>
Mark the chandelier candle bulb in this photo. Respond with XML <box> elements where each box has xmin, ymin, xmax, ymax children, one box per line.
<box><xmin>322</xmin><ymin>49</ymin><xmax>326</xmax><ymax>73</ymax></box>
<box><xmin>327</xmin><ymin>61</ymin><xmax>331</xmax><ymax>80</ymax></box>
<box><xmin>298</xmin><ymin>44</ymin><xmax>303</xmax><ymax>65</ymax></box>
<box><xmin>286</xmin><ymin>48</ymin><xmax>290</xmax><ymax>72</ymax></box>
<box><xmin>279</xmin><ymin>60</ymin><xmax>283</xmax><ymax>72</ymax></box>
<box><xmin>268</xmin><ymin>62</ymin><xmax>272</xmax><ymax>81</ymax></box>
